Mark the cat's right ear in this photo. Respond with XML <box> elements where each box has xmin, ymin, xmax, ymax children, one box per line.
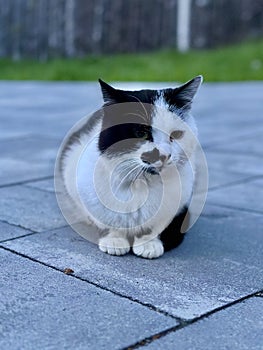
<box><xmin>98</xmin><ymin>79</ymin><xmax>122</xmax><ymax>104</ymax></box>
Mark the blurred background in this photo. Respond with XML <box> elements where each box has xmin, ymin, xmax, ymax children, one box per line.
<box><xmin>0</xmin><ymin>0</ymin><xmax>263</xmax><ymax>81</ymax></box>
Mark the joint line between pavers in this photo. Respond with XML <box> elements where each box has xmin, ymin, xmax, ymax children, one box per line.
<box><xmin>123</xmin><ymin>290</ymin><xmax>263</xmax><ymax>349</ymax></box>
<box><xmin>0</xmin><ymin>244</ymin><xmax>180</xmax><ymax>322</ymax></box>
<box><xmin>207</xmin><ymin>201</ymin><xmax>263</xmax><ymax>216</ymax></box>
<box><xmin>0</xmin><ymin>232</ymin><xmax>40</xmax><ymax>243</ymax></box>
<box><xmin>0</xmin><ymin>224</ymin><xmax>71</xmax><ymax>243</ymax></box>
<box><xmin>0</xmin><ymin>218</ymin><xmax>36</xmax><ymax>233</ymax></box>
<box><xmin>0</xmin><ymin>175</ymin><xmax>54</xmax><ymax>189</ymax></box>
<box><xmin>22</xmin><ymin>184</ymin><xmax>55</xmax><ymax>194</ymax></box>
<box><xmin>0</xmin><ymin>231</ymin><xmax>38</xmax><ymax>244</ymax></box>
<box><xmin>209</xmin><ymin>174</ymin><xmax>263</xmax><ymax>192</ymax></box>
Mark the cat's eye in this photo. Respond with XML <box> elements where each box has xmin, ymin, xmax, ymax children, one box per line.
<box><xmin>170</xmin><ymin>130</ymin><xmax>184</xmax><ymax>141</ymax></box>
<box><xmin>134</xmin><ymin>126</ymin><xmax>150</xmax><ymax>140</ymax></box>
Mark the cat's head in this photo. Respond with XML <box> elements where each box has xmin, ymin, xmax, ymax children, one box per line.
<box><xmin>98</xmin><ymin>77</ymin><xmax>202</xmax><ymax>177</ymax></box>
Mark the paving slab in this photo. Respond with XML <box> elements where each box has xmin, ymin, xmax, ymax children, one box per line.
<box><xmin>201</xmin><ymin>147</ymin><xmax>263</xmax><ymax>189</ymax></box>
<box><xmin>207</xmin><ymin>131</ymin><xmax>263</xmax><ymax>157</ymax></box>
<box><xmin>208</xmin><ymin>177</ymin><xmax>263</xmax><ymax>213</ymax></box>
<box><xmin>197</xmin><ymin>117</ymin><xmax>263</xmax><ymax>149</ymax></box>
<box><xmin>2</xmin><ymin>205</ymin><xmax>263</xmax><ymax>320</ymax></box>
<box><xmin>0</xmin><ymin>82</ymin><xmax>101</xmax><ymax>140</ymax></box>
<box><xmin>0</xmin><ymin>185</ymin><xmax>66</xmax><ymax>231</ymax></box>
<box><xmin>0</xmin><ymin>220</ymin><xmax>33</xmax><ymax>242</ymax></box>
<box><xmin>0</xmin><ymin>136</ymin><xmax>59</xmax><ymax>160</ymax></box>
<box><xmin>0</xmin><ymin>248</ymin><xmax>177</xmax><ymax>350</ymax></box>
<box><xmin>193</xmin><ymin>83</ymin><xmax>263</xmax><ymax>147</ymax></box>
<box><xmin>0</xmin><ymin>136</ymin><xmax>59</xmax><ymax>186</ymax></box>
<box><xmin>146</xmin><ymin>297</ymin><xmax>263</xmax><ymax>350</ymax></box>
<box><xmin>206</xmin><ymin>168</ymin><xmax>253</xmax><ymax>190</ymax></box>
<box><xmin>205</xmin><ymin>150</ymin><xmax>263</xmax><ymax>177</ymax></box>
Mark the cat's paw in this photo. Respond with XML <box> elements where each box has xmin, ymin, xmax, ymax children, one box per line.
<box><xmin>133</xmin><ymin>238</ymin><xmax>164</xmax><ymax>259</ymax></box>
<box><xmin>99</xmin><ymin>236</ymin><xmax>130</xmax><ymax>256</ymax></box>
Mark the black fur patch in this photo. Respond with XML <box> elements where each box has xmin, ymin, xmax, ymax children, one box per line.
<box><xmin>99</xmin><ymin>122</ymin><xmax>153</xmax><ymax>154</ymax></box>
<box><xmin>99</xmin><ymin>79</ymin><xmax>157</xmax><ymax>106</ymax></box>
<box><xmin>160</xmin><ymin>207</ymin><xmax>189</xmax><ymax>251</ymax></box>
<box><xmin>98</xmin><ymin>82</ymin><xmax>157</xmax><ymax>154</ymax></box>
<box><xmin>163</xmin><ymin>76</ymin><xmax>202</xmax><ymax>112</ymax></box>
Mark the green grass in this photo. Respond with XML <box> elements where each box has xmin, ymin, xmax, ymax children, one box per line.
<box><xmin>0</xmin><ymin>40</ymin><xmax>263</xmax><ymax>82</ymax></box>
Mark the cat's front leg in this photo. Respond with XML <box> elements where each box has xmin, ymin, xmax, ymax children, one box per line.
<box><xmin>132</xmin><ymin>233</ymin><xmax>164</xmax><ymax>259</ymax></box>
<box><xmin>99</xmin><ymin>230</ymin><xmax>130</xmax><ymax>256</ymax></box>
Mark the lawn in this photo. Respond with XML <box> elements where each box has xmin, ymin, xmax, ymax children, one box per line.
<box><xmin>0</xmin><ymin>40</ymin><xmax>262</xmax><ymax>82</ymax></box>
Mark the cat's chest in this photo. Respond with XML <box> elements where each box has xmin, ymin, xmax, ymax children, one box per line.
<box><xmin>76</xmin><ymin>144</ymin><xmax>193</xmax><ymax>231</ymax></box>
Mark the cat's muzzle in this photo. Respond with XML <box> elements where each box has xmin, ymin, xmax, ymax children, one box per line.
<box><xmin>141</xmin><ymin>147</ymin><xmax>171</xmax><ymax>175</ymax></box>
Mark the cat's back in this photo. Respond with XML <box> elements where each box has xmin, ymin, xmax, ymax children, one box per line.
<box><xmin>57</xmin><ymin>109</ymin><xmax>103</xmax><ymax>200</ymax></box>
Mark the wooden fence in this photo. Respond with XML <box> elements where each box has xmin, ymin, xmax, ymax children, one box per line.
<box><xmin>0</xmin><ymin>0</ymin><xmax>262</xmax><ymax>60</ymax></box>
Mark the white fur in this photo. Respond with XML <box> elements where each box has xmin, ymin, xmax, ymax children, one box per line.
<box><xmin>99</xmin><ymin>230</ymin><xmax>130</xmax><ymax>256</ymax></box>
<box><xmin>133</xmin><ymin>237</ymin><xmax>164</xmax><ymax>259</ymax></box>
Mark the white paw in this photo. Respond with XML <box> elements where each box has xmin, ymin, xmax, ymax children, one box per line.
<box><xmin>99</xmin><ymin>236</ymin><xmax>130</xmax><ymax>256</ymax></box>
<box><xmin>133</xmin><ymin>238</ymin><xmax>164</xmax><ymax>259</ymax></box>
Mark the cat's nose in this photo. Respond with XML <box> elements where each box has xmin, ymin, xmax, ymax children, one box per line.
<box><xmin>141</xmin><ymin>148</ymin><xmax>171</xmax><ymax>165</ymax></box>
<box><xmin>141</xmin><ymin>148</ymin><xmax>160</xmax><ymax>164</ymax></box>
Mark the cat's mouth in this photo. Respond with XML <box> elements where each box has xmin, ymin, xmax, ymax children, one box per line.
<box><xmin>145</xmin><ymin>166</ymin><xmax>159</xmax><ymax>175</ymax></box>
<box><xmin>143</xmin><ymin>161</ymin><xmax>163</xmax><ymax>175</ymax></box>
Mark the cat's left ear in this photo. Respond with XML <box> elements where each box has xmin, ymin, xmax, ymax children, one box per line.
<box><xmin>98</xmin><ymin>79</ymin><xmax>125</xmax><ymax>104</ymax></box>
<box><xmin>171</xmin><ymin>75</ymin><xmax>203</xmax><ymax>110</ymax></box>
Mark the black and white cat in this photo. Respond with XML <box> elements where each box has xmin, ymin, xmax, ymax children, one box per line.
<box><xmin>58</xmin><ymin>76</ymin><xmax>203</xmax><ymax>259</ymax></box>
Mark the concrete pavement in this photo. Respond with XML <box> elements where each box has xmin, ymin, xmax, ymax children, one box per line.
<box><xmin>0</xmin><ymin>81</ymin><xmax>262</xmax><ymax>349</ymax></box>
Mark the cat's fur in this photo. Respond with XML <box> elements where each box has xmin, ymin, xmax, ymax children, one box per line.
<box><xmin>59</xmin><ymin>76</ymin><xmax>203</xmax><ymax>259</ymax></box>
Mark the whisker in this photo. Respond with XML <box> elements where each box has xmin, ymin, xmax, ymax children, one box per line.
<box><xmin>115</xmin><ymin>164</ymin><xmax>142</xmax><ymax>192</ymax></box>
<box><xmin>116</xmin><ymin>159</ymin><xmax>140</xmax><ymax>176</ymax></box>
<box><xmin>127</xmin><ymin>94</ymin><xmax>149</xmax><ymax>122</ymax></box>
<box><xmin>131</xmin><ymin>165</ymin><xmax>148</xmax><ymax>185</ymax></box>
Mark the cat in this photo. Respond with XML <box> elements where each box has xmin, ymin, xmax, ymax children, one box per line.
<box><xmin>58</xmin><ymin>76</ymin><xmax>203</xmax><ymax>259</ymax></box>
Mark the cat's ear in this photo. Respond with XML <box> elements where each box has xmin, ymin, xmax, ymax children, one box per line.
<box><xmin>98</xmin><ymin>79</ymin><xmax>125</xmax><ymax>104</ymax></box>
<box><xmin>170</xmin><ymin>75</ymin><xmax>203</xmax><ymax>110</ymax></box>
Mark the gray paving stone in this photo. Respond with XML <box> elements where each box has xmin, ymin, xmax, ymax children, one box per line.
<box><xmin>0</xmin><ymin>248</ymin><xmax>176</xmax><ymax>350</ymax></box>
<box><xmin>1</xmin><ymin>110</ymin><xmax>87</xmax><ymax>140</ymax></box>
<box><xmin>0</xmin><ymin>157</ymin><xmax>53</xmax><ymax>187</ymax></box>
<box><xmin>0</xmin><ymin>185</ymin><xmax>66</xmax><ymax>231</ymax></box>
<box><xmin>198</xmin><ymin>146</ymin><xmax>262</xmax><ymax>191</ymax></box>
<box><xmin>200</xmin><ymin>202</ymin><xmax>243</xmax><ymax>219</ymax></box>
<box><xmin>0</xmin><ymin>136</ymin><xmax>59</xmax><ymax>186</ymax></box>
<box><xmin>205</xmin><ymin>150</ymin><xmax>263</xmax><ymax>177</ymax></box>
<box><xmin>197</xmin><ymin>119</ymin><xmax>263</xmax><ymax>149</ymax></box>
<box><xmin>193</xmin><ymin>83</ymin><xmax>263</xmax><ymax>148</ymax></box>
<box><xmin>207</xmin><ymin>168</ymin><xmax>252</xmax><ymax>190</ymax></box>
<box><xmin>208</xmin><ymin>132</ymin><xmax>263</xmax><ymax>157</ymax></box>
<box><xmin>146</xmin><ymin>297</ymin><xmax>263</xmax><ymax>350</ymax></box>
<box><xmin>1</xmin><ymin>136</ymin><xmax>60</xmax><ymax>159</ymax></box>
<box><xmin>0</xmin><ymin>82</ymin><xmax>101</xmax><ymax>139</ymax></box>
<box><xmin>208</xmin><ymin>177</ymin><xmax>263</xmax><ymax>213</ymax></box>
<box><xmin>2</xmin><ymin>206</ymin><xmax>263</xmax><ymax>320</ymax></box>
<box><xmin>0</xmin><ymin>220</ymin><xmax>32</xmax><ymax>242</ymax></box>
